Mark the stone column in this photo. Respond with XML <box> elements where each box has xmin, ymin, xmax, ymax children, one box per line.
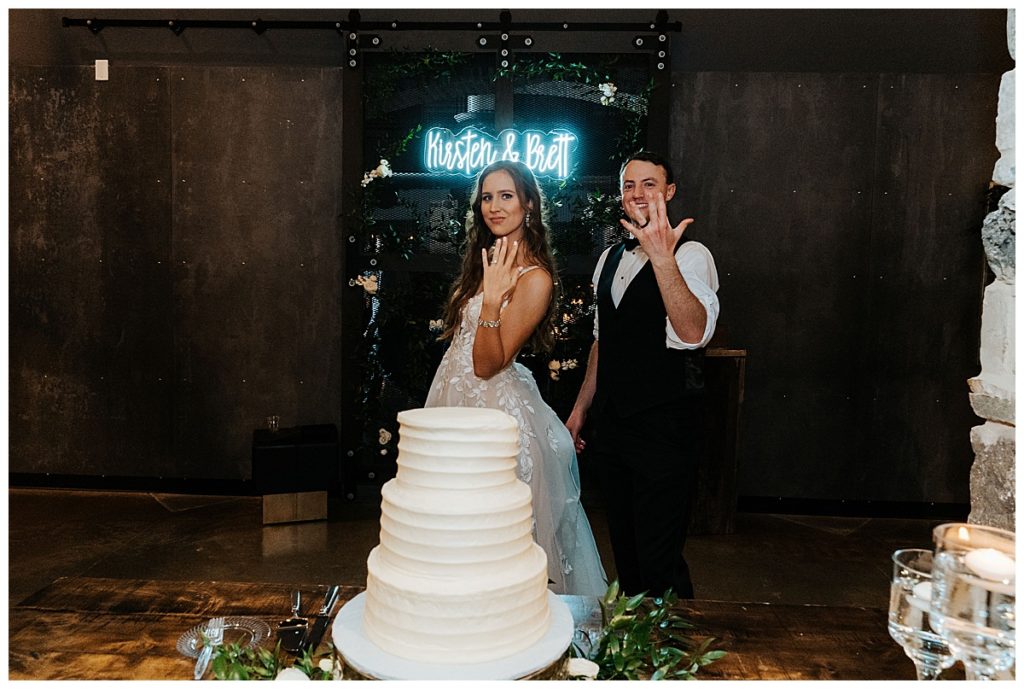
<box><xmin>967</xmin><ymin>10</ymin><xmax>1015</xmax><ymax>531</ymax></box>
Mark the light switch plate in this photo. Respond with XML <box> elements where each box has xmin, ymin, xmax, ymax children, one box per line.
<box><xmin>95</xmin><ymin>59</ymin><xmax>109</xmax><ymax>81</ymax></box>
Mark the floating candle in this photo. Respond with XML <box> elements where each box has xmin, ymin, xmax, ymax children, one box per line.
<box><xmin>908</xmin><ymin>581</ymin><xmax>933</xmax><ymax>611</ymax></box>
<box><xmin>964</xmin><ymin>548</ymin><xmax>1015</xmax><ymax>582</ymax></box>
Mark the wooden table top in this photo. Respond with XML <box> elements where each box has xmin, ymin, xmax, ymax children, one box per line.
<box><xmin>9</xmin><ymin>576</ymin><xmax>928</xmax><ymax>680</ymax></box>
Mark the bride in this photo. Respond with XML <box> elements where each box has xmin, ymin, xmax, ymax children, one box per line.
<box><xmin>425</xmin><ymin>160</ymin><xmax>608</xmax><ymax>596</ymax></box>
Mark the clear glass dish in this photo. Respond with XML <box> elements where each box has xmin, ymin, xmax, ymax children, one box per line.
<box><xmin>176</xmin><ymin>616</ymin><xmax>272</xmax><ymax>658</ymax></box>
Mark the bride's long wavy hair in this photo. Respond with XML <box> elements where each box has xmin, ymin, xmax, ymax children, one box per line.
<box><xmin>440</xmin><ymin>160</ymin><xmax>559</xmax><ymax>353</ymax></box>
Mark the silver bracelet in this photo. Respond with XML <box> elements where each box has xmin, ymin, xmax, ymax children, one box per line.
<box><xmin>477</xmin><ymin>318</ymin><xmax>501</xmax><ymax>328</ymax></box>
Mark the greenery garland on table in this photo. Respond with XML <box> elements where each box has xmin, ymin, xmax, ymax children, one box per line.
<box><xmin>573</xmin><ymin>580</ymin><xmax>727</xmax><ymax>680</ymax></box>
<box><xmin>205</xmin><ymin>581</ymin><xmax>724</xmax><ymax>680</ymax></box>
<box><xmin>208</xmin><ymin>640</ymin><xmax>336</xmax><ymax>680</ymax></box>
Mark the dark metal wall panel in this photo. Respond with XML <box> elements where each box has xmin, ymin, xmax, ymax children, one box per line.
<box><xmin>9</xmin><ymin>66</ymin><xmax>175</xmax><ymax>476</ymax></box>
<box><xmin>673</xmin><ymin>72</ymin><xmax>877</xmax><ymax>500</ymax></box>
<box><xmin>672</xmin><ymin>72</ymin><xmax>996</xmax><ymax>503</ymax></box>
<box><xmin>9</xmin><ymin>64</ymin><xmax>343</xmax><ymax>481</ymax></box>
<box><xmin>862</xmin><ymin>73</ymin><xmax>995</xmax><ymax>503</ymax></box>
<box><xmin>170</xmin><ymin>67</ymin><xmax>344</xmax><ymax>480</ymax></box>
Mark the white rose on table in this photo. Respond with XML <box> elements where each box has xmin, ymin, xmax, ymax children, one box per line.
<box><xmin>275</xmin><ymin>667</ymin><xmax>311</xmax><ymax>680</ymax></box>
<box><xmin>567</xmin><ymin>657</ymin><xmax>600</xmax><ymax>679</ymax></box>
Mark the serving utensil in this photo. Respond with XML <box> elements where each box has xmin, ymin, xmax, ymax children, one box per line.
<box><xmin>302</xmin><ymin>585</ymin><xmax>341</xmax><ymax>654</ymax></box>
<box><xmin>277</xmin><ymin>590</ymin><xmax>308</xmax><ymax>654</ymax></box>
<box><xmin>193</xmin><ymin>616</ymin><xmax>224</xmax><ymax>680</ymax></box>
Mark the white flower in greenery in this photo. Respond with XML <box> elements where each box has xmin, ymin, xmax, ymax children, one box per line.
<box><xmin>317</xmin><ymin>658</ymin><xmax>334</xmax><ymax>674</ymax></box>
<box><xmin>567</xmin><ymin>657</ymin><xmax>600</xmax><ymax>680</ymax></box>
<box><xmin>275</xmin><ymin>667</ymin><xmax>311</xmax><ymax>681</ymax></box>
<box><xmin>378</xmin><ymin>428</ymin><xmax>392</xmax><ymax>445</ymax></box>
<box><xmin>361</xmin><ymin>159</ymin><xmax>392</xmax><ymax>187</ymax></box>
<box><xmin>598</xmin><ymin>82</ymin><xmax>617</xmax><ymax>106</ymax></box>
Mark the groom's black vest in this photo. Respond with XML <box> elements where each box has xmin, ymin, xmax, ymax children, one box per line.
<box><xmin>592</xmin><ymin>239</ymin><xmax>705</xmax><ymax>419</ymax></box>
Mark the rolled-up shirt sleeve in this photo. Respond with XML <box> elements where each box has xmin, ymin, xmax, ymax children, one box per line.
<box><xmin>589</xmin><ymin>242</ymin><xmax>719</xmax><ymax>348</ymax></box>
<box><xmin>666</xmin><ymin>242</ymin><xmax>719</xmax><ymax>349</ymax></box>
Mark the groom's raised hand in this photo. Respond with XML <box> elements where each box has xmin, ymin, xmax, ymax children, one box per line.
<box><xmin>620</xmin><ymin>191</ymin><xmax>694</xmax><ymax>264</ymax></box>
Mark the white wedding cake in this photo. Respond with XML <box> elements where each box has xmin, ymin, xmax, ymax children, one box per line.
<box><xmin>362</xmin><ymin>407</ymin><xmax>552</xmax><ymax>664</ymax></box>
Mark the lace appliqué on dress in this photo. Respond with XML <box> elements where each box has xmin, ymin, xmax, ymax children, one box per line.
<box><xmin>429</xmin><ymin>293</ymin><xmax>539</xmax><ymax>483</ymax></box>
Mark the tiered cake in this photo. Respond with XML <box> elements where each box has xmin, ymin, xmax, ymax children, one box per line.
<box><xmin>362</xmin><ymin>407</ymin><xmax>552</xmax><ymax>664</ymax></box>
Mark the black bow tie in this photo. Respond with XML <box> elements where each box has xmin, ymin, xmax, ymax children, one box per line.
<box><xmin>622</xmin><ymin>236</ymin><xmax>640</xmax><ymax>251</ymax></box>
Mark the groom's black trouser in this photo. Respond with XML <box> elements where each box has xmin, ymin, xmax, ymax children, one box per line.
<box><xmin>590</xmin><ymin>397</ymin><xmax>704</xmax><ymax>599</ymax></box>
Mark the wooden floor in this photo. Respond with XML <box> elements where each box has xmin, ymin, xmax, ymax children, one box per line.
<box><xmin>9</xmin><ymin>487</ymin><xmax>947</xmax><ymax>611</ymax></box>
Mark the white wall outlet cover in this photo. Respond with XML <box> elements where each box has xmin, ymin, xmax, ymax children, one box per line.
<box><xmin>95</xmin><ymin>59</ymin><xmax>109</xmax><ymax>81</ymax></box>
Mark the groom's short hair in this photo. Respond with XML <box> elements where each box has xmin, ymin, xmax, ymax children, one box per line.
<box><xmin>620</xmin><ymin>150</ymin><xmax>675</xmax><ymax>186</ymax></box>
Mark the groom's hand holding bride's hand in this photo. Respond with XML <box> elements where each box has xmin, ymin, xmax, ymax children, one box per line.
<box><xmin>481</xmin><ymin>236</ymin><xmax>521</xmax><ymax>307</ymax></box>
<box><xmin>566</xmin><ymin>411</ymin><xmax>586</xmax><ymax>453</ymax></box>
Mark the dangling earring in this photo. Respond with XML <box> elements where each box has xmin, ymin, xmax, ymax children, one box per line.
<box><xmin>523</xmin><ymin>211</ymin><xmax>532</xmax><ymax>228</ymax></box>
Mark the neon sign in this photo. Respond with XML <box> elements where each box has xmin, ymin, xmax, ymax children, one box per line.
<box><xmin>424</xmin><ymin>127</ymin><xmax>578</xmax><ymax>179</ymax></box>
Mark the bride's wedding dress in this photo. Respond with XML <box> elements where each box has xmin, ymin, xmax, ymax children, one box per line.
<box><xmin>425</xmin><ymin>289</ymin><xmax>608</xmax><ymax>596</ymax></box>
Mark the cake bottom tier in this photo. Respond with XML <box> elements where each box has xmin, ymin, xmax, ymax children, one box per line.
<box><xmin>363</xmin><ymin>545</ymin><xmax>551</xmax><ymax>663</ymax></box>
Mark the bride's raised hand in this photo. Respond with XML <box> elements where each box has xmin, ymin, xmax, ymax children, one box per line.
<box><xmin>481</xmin><ymin>236</ymin><xmax>521</xmax><ymax>307</ymax></box>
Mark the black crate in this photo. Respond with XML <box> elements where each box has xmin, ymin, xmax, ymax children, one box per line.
<box><xmin>252</xmin><ymin>424</ymin><xmax>339</xmax><ymax>495</ymax></box>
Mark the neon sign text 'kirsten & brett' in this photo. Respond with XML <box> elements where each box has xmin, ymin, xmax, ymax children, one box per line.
<box><xmin>424</xmin><ymin>127</ymin><xmax>578</xmax><ymax>179</ymax></box>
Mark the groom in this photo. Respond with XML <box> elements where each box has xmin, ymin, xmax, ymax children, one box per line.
<box><xmin>567</xmin><ymin>151</ymin><xmax>720</xmax><ymax>599</ymax></box>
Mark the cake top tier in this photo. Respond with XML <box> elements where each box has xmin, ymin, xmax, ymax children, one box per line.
<box><xmin>398</xmin><ymin>407</ymin><xmax>519</xmax><ymax>433</ymax></box>
<box><xmin>394</xmin><ymin>407</ymin><xmax>520</xmax><ymax>489</ymax></box>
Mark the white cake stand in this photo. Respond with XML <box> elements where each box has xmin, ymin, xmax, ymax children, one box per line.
<box><xmin>331</xmin><ymin>591</ymin><xmax>575</xmax><ymax>680</ymax></box>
